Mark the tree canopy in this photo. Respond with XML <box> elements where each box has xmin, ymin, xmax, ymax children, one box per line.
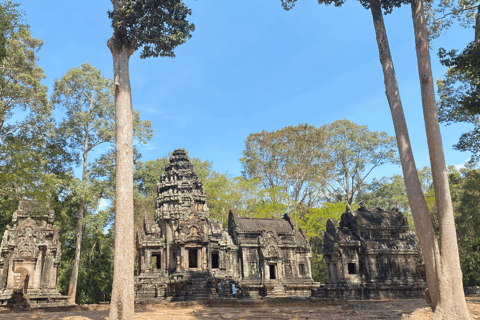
<box><xmin>241</xmin><ymin>123</ymin><xmax>331</xmax><ymax>217</ymax></box>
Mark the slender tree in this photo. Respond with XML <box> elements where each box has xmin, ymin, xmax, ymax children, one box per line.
<box><xmin>411</xmin><ymin>0</ymin><xmax>470</xmax><ymax>316</ymax></box>
<box><xmin>280</xmin><ymin>0</ymin><xmax>471</xmax><ymax>317</ymax></box>
<box><xmin>106</xmin><ymin>1</ymin><xmax>194</xmax><ymax>318</ymax></box>
<box><xmin>51</xmin><ymin>63</ymin><xmax>152</xmax><ymax>304</ymax></box>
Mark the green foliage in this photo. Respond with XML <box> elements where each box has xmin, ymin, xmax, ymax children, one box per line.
<box><xmin>0</xmin><ymin>1</ymin><xmax>48</xmax><ymax>143</ymax></box>
<box><xmin>311</xmin><ymin>252</ymin><xmax>327</xmax><ymax>283</ymax></box>
<box><xmin>0</xmin><ymin>123</ymin><xmax>74</xmax><ymax>234</ymax></box>
<box><xmin>294</xmin><ymin>202</ymin><xmax>349</xmax><ymax>240</ymax></box>
<box><xmin>448</xmin><ymin>166</ymin><xmax>480</xmax><ymax>286</ymax></box>
<box><xmin>321</xmin><ymin>119</ymin><xmax>399</xmax><ymax>205</ymax></box>
<box><xmin>241</xmin><ymin>123</ymin><xmax>331</xmax><ymax>218</ymax></box>
<box><xmin>107</xmin><ymin>0</ymin><xmax>195</xmax><ymax>58</ymax></box>
<box><xmin>437</xmin><ymin>42</ymin><xmax>480</xmax><ymax>161</ymax></box>
<box><xmin>281</xmin><ymin>0</ymin><xmax>409</xmax><ymax>15</ymax></box>
<box><xmin>294</xmin><ymin>202</ymin><xmax>358</xmax><ymax>284</ymax></box>
<box><xmin>55</xmin><ymin>193</ymin><xmax>113</xmax><ymax>304</ymax></box>
<box><xmin>356</xmin><ymin>175</ymin><xmax>409</xmax><ymax>211</ymax></box>
<box><xmin>425</xmin><ymin>0</ymin><xmax>479</xmax><ymax>41</ymax></box>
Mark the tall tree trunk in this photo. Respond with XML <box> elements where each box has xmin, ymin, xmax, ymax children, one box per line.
<box><xmin>368</xmin><ymin>0</ymin><xmax>442</xmax><ymax>306</ymax></box>
<box><xmin>411</xmin><ymin>0</ymin><xmax>470</xmax><ymax>318</ymax></box>
<box><xmin>107</xmin><ymin>38</ymin><xmax>135</xmax><ymax>320</ymax></box>
<box><xmin>476</xmin><ymin>4</ymin><xmax>480</xmax><ymax>43</ymax></box>
<box><xmin>67</xmin><ymin>145</ymin><xmax>88</xmax><ymax>304</ymax></box>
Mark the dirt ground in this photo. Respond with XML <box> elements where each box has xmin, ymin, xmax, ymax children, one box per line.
<box><xmin>0</xmin><ymin>296</ymin><xmax>479</xmax><ymax>320</ymax></box>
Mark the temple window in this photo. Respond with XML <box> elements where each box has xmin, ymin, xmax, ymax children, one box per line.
<box><xmin>152</xmin><ymin>253</ymin><xmax>161</xmax><ymax>269</ymax></box>
<box><xmin>299</xmin><ymin>263</ymin><xmax>305</xmax><ymax>275</ymax></box>
<box><xmin>269</xmin><ymin>265</ymin><xmax>276</xmax><ymax>279</ymax></box>
<box><xmin>211</xmin><ymin>252</ymin><xmax>219</xmax><ymax>269</ymax></box>
<box><xmin>348</xmin><ymin>263</ymin><xmax>357</xmax><ymax>274</ymax></box>
<box><xmin>189</xmin><ymin>248</ymin><xmax>198</xmax><ymax>268</ymax></box>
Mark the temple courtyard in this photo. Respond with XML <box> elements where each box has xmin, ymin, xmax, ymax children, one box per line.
<box><xmin>0</xmin><ymin>296</ymin><xmax>479</xmax><ymax>320</ymax></box>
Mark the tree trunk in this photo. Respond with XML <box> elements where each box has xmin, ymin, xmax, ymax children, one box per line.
<box><xmin>475</xmin><ymin>4</ymin><xmax>480</xmax><ymax>43</ymax></box>
<box><xmin>67</xmin><ymin>145</ymin><xmax>89</xmax><ymax>304</ymax></box>
<box><xmin>107</xmin><ymin>38</ymin><xmax>135</xmax><ymax>320</ymax></box>
<box><xmin>411</xmin><ymin>0</ymin><xmax>470</xmax><ymax>318</ymax></box>
<box><xmin>368</xmin><ymin>0</ymin><xmax>442</xmax><ymax>306</ymax></box>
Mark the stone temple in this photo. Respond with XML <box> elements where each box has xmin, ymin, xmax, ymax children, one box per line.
<box><xmin>314</xmin><ymin>206</ymin><xmax>425</xmax><ymax>299</ymax></box>
<box><xmin>0</xmin><ymin>200</ymin><xmax>68</xmax><ymax>307</ymax></box>
<box><xmin>135</xmin><ymin>149</ymin><xmax>318</xmax><ymax>301</ymax></box>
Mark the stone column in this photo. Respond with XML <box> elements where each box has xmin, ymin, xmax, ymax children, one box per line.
<box><xmin>306</xmin><ymin>256</ymin><xmax>312</xmax><ymax>278</ymax></box>
<box><xmin>139</xmin><ymin>250</ymin><xmax>145</xmax><ymax>273</ymax></box>
<box><xmin>145</xmin><ymin>250</ymin><xmax>152</xmax><ymax>272</ymax></box>
<box><xmin>50</xmin><ymin>262</ymin><xmax>58</xmax><ymax>290</ymax></box>
<box><xmin>166</xmin><ymin>221</ymin><xmax>171</xmax><ymax>271</ymax></box>
<box><xmin>180</xmin><ymin>246</ymin><xmax>185</xmax><ymax>270</ymax></box>
<box><xmin>6</xmin><ymin>258</ymin><xmax>14</xmax><ymax>289</ymax></box>
<box><xmin>202</xmin><ymin>246</ymin><xmax>207</xmax><ymax>270</ymax></box>
<box><xmin>242</xmin><ymin>249</ymin><xmax>248</xmax><ymax>278</ymax></box>
<box><xmin>162</xmin><ymin>247</ymin><xmax>167</xmax><ymax>271</ymax></box>
<box><xmin>32</xmin><ymin>249</ymin><xmax>43</xmax><ymax>289</ymax></box>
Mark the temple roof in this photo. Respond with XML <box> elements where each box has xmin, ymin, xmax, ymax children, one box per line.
<box><xmin>234</xmin><ymin>217</ymin><xmax>293</xmax><ymax>233</ymax></box>
<box><xmin>340</xmin><ymin>207</ymin><xmax>408</xmax><ymax>229</ymax></box>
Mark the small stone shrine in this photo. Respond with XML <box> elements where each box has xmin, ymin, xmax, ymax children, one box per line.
<box><xmin>315</xmin><ymin>206</ymin><xmax>425</xmax><ymax>299</ymax></box>
<box><xmin>135</xmin><ymin>149</ymin><xmax>318</xmax><ymax>301</ymax></box>
<box><xmin>0</xmin><ymin>200</ymin><xmax>68</xmax><ymax>307</ymax></box>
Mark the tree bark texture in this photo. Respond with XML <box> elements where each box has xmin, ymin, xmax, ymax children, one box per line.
<box><xmin>411</xmin><ymin>0</ymin><xmax>470</xmax><ymax>318</ymax></box>
<box><xmin>475</xmin><ymin>5</ymin><xmax>480</xmax><ymax>43</ymax></box>
<box><xmin>369</xmin><ymin>0</ymin><xmax>442</xmax><ymax>306</ymax></box>
<box><xmin>107</xmin><ymin>39</ymin><xmax>135</xmax><ymax>320</ymax></box>
<box><xmin>67</xmin><ymin>143</ymin><xmax>89</xmax><ymax>304</ymax></box>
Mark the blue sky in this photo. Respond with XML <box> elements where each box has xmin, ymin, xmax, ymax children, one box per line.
<box><xmin>17</xmin><ymin>0</ymin><xmax>474</xmax><ymax>181</ymax></box>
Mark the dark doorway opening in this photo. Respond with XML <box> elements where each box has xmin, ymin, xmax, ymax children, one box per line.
<box><xmin>212</xmin><ymin>253</ymin><xmax>219</xmax><ymax>269</ymax></box>
<box><xmin>189</xmin><ymin>248</ymin><xmax>198</xmax><ymax>268</ymax></box>
<box><xmin>269</xmin><ymin>265</ymin><xmax>276</xmax><ymax>279</ymax></box>
<box><xmin>153</xmin><ymin>253</ymin><xmax>161</xmax><ymax>269</ymax></box>
<box><xmin>348</xmin><ymin>263</ymin><xmax>356</xmax><ymax>274</ymax></box>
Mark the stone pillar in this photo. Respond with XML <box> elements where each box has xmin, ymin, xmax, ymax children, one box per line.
<box><xmin>306</xmin><ymin>256</ymin><xmax>312</xmax><ymax>278</ymax></box>
<box><xmin>166</xmin><ymin>221</ymin><xmax>171</xmax><ymax>271</ymax></box>
<box><xmin>202</xmin><ymin>246</ymin><xmax>207</xmax><ymax>270</ymax></box>
<box><xmin>33</xmin><ymin>249</ymin><xmax>43</xmax><ymax>289</ymax></box>
<box><xmin>242</xmin><ymin>249</ymin><xmax>248</xmax><ymax>278</ymax></box>
<box><xmin>140</xmin><ymin>250</ymin><xmax>145</xmax><ymax>273</ymax></box>
<box><xmin>6</xmin><ymin>258</ymin><xmax>14</xmax><ymax>289</ymax></box>
<box><xmin>145</xmin><ymin>250</ymin><xmax>152</xmax><ymax>272</ymax></box>
<box><xmin>180</xmin><ymin>246</ymin><xmax>185</xmax><ymax>270</ymax></box>
<box><xmin>162</xmin><ymin>247</ymin><xmax>167</xmax><ymax>271</ymax></box>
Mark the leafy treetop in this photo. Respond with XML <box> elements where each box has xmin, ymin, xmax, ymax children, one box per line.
<box><xmin>107</xmin><ymin>0</ymin><xmax>195</xmax><ymax>58</ymax></box>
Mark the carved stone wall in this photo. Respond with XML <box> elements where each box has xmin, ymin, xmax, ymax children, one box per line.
<box><xmin>315</xmin><ymin>206</ymin><xmax>425</xmax><ymax>299</ymax></box>
<box><xmin>135</xmin><ymin>149</ymin><xmax>318</xmax><ymax>301</ymax></box>
<box><xmin>0</xmin><ymin>200</ymin><xmax>68</xmax><ymax>307</ymax></box>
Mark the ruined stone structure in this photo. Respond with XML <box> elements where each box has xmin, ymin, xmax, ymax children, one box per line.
<box><xmin>228</xmin><ymin>210</ymin><xmax>318</xmax><ymax>298</ymax></box>
<box><xmin>315</xmin><ymin>206</ymin><xmax>425</xmax><ymax>299</ymax></box>
<box><xmin>135</xmin><ymin>149</ymin><xmax>318</xmax><ymax>301</ymax></box>
<box><xmin>0</xmin><ymin>200</ymin><xmax>68</xmax><ymax>307</ymax></box>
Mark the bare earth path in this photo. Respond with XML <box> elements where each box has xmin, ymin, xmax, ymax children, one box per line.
<box><xmin>0</xmin><ymin>296</ymin><xmax>479</xmax><ymax>320</ymax></box>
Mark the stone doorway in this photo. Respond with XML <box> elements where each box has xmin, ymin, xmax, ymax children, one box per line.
<box><xmin>269</xmin><ymin>264</ymin><xmax>276</xmax><ymax>279</ymax></box>
<box><xmin>189</xmin><ymin>248</ymin><xmax>198</xmax><ymax>268</ymax></box>
<box><xmin>152</xmin><ymin>253</ymin><xmax>161</xmax><ymax>270</ymax></box>
<box><xmin>211</xmin><ymin>252</ymin><xmax>219</xmax><ymax>269</ymax></box>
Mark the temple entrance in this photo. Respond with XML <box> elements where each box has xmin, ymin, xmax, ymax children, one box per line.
<box><xmin>188</xmin><ymin>248</ymin><xmax>198</xmax><ymax>268</ymax></box>
<box><xmin>152</xmin><ymin>253</ymin><xmax>161</xmax><ymax>269</ymax></box>
<box><xmin>212</xmin><ymin>252</ymin><xmax>219</xmax><ymax>269</ymax></box>
<box><xmin>269</xmin><ymin>265</ymin><xmax>276</xmax><ymax>279</ymax></box>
